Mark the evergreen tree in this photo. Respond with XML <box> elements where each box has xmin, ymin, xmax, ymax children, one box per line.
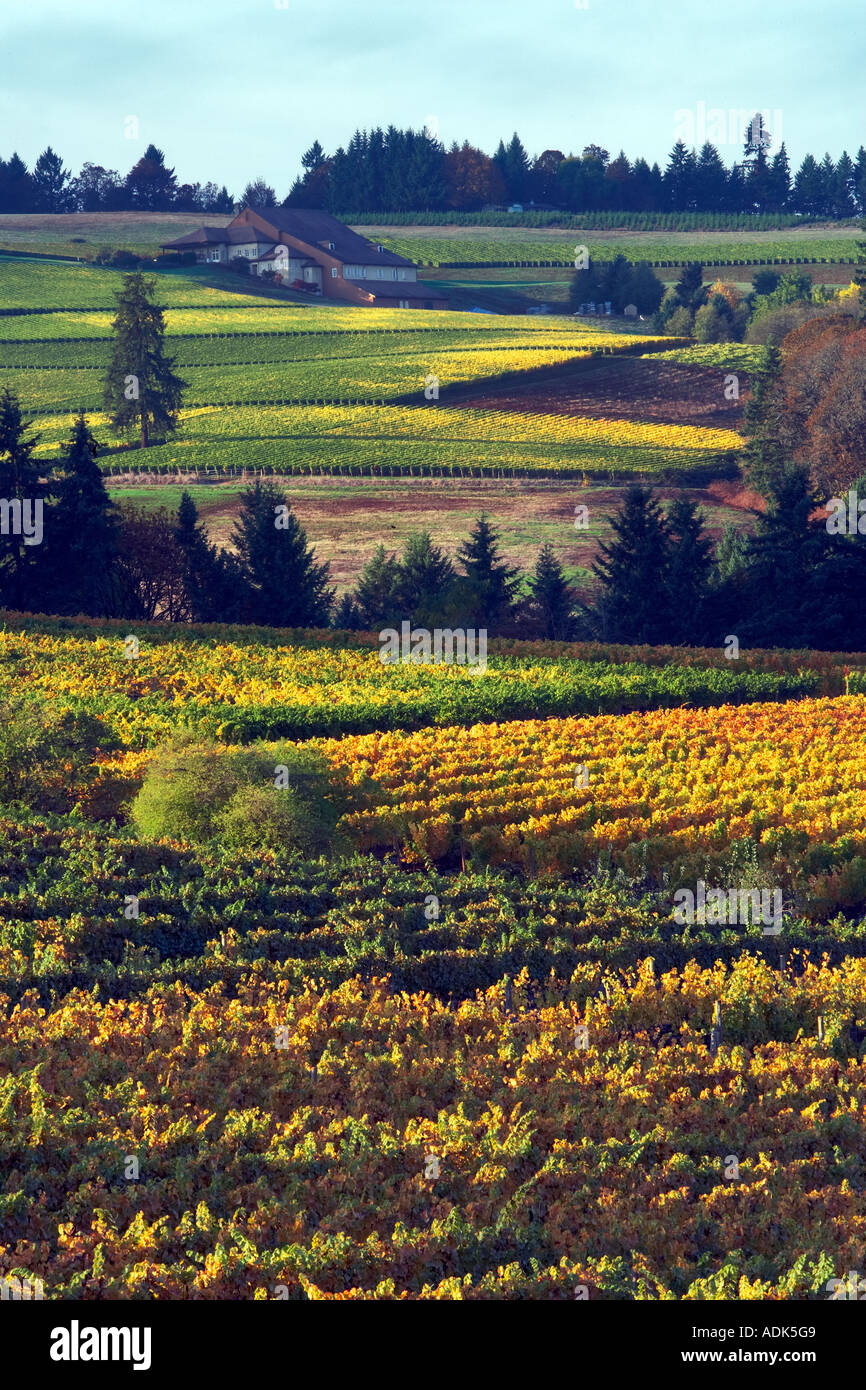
<box><xmin>456</xmin><ymin>514</ymin><xmax>520</xmax><ymax>630</ymax></box>
<box><xmin>664</xmin><ymin>141</ymin><xmax>692</xmax><ymax>210</ymax></box>
<box><xmin>629</xmin><ymin>261</ymin><xmax>665</xmax><ymax>315</ymax></box>
<box><xmin>528</xmin><ymin>543</ymin><xmax>576</xmax><ymax>639</ymax></box>
<box><xmin>232</xmin><ymin>482</ymin><xmax>333</xmax><ymax>628</ymax></box>
<box><xmin>724</xmin><ymin>161</ymin><xmax>748</xmax><ymax>213</ymax></box>
<box><xmin>174</xmin><ymin>490</ymin><xmax>241</xmax><ymax>623</ymax></box>
<box><xmin>354</xmin><ymin>543</ymin><xmax>401</xmax><ymax>628</ymax></box>
<box><xmin>32</xmin><ymin>146</ymin><xmax>71</xmax><ymax>212</ymax></box>
<box><xmin>0</xmin><ymin>389</ymin><xmax>45</xmax><ymax>610</ymax></box>
<box><xmin>793</xmin><ymin>155</ymin><xmax>824</xmax><ymax>216</ymax></box>
<box><xmin>674</xmin><ymin>262</ymin><xmax>706</xmax><ymax>311</ymax></box>
<box><xmin>301</xmin><ymin>141</ymin><xmax>327</xmax><ymax>173</ymax></box>
<box><xmin>124</xmin><ymin>144</ymin><xmax>177</xmax><ymax>210</ymax></box>
<box><xmin>831</xmin><ymin>151</ymin><xmax>857</xmax><ymax>217</ymax></box>
<box><xmin>742</xmin><ymin>343</ymin><xmax>788</xmax><ymax>498</ymax></box>
<box><xmin>664</xmin><ymin>497</ymin><xmax>712</xmax><ymax>644</ymax></box>
<box><xmin>0</xmin><ymin>153</ymin><xmax>34</xmax><ymax>212</ymax></box>
<box><xmin>104</xmin><ymin>273</ymin><xmax>186</xmax><ymax>448</ymax></box>
<box><xmin>48</xmin><ymin>413</ymin><xmax>119</xmax><ymax>616</ymax></box>
<box><xmin>332</xmin><ymin>592</ymin><xmax>362</xmax><ymax>630</ymax></box>
<box><xmin>767</xmin><ymin>143</ymin><xmax>792</xmax><ymax>211</ymax></box>
<box><xmin>746</xmin><ymin>145</ymin><xmax>774</xmax><ymax>212</ymax></box>
<box><xmin>735</xmin><ymin>467</ymin><xmax>831</xmax><ymax>647</ymax></box>
<box><xmin>395</xmin><ymin>531</ymin><xmax>455</xmax><ymax>623</ymax></box>
<box><xmin>854</xmin><ymin>147</ymin><xmax>866</xmax><ymax>216</ymax></box>
<box><xmin>695</xmin><ymin>143</ymin><xmax>728</xmax><ymax>207</ymax></box>
<box><xmin>499</xmin><ymin>133</ymin><xmax>531</xmax><ymax>201</ymax></box>
<box><xmin>817</xmin><ymin>154</ymin><xmax>837</xmax><ymax>217</ymax></box>
<box><xmin>591</xmin><ymin>485</ymin><xmax>672</xmax><ymax>643</ymax></box>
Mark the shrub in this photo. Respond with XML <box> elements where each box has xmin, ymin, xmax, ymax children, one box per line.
<box><xmin>665</xmin><ymin>306</ymin><xmax>694</xmax><ymax>336</ymax></box>
<box><xmin>0</xmin><ymin>700</ymin><xmax>116</xmax><ymax>812</ymax></box>
<box><xmin>131</xmin><ymin>737</ymin><xmax>362</xmax><ymax>854</ymax></box>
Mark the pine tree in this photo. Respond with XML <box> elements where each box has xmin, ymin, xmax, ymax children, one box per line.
<box><xmin>736</xmin><ymin>467</ymin><xmax>830</xmax><ymax>647</ymax></box>
<box><xmin>0</xmin><ymin>389</ymin><xmax>45</xmax><ymax>610</ymax></box>
<box><xmin>768</xmin><ymin>143</ymin><xmax>792</xmax><ymax>211</ymax></box>
<box><xmin>793</xmin><ymin>155</ymin><xmax>824</xmax><ymax>216</ymax></box>
<box><xmin>104</xmin><ymin>273</ymin><xmax>185</xmax><ymax>448</ymax></box>
<box><xmin>354</xmin><ymin>544</ymin><xmax>401</xmax><ymax>628</ymax></box>
<box><xmin>332</xmin><ymin>593</ymin><xmax>362</xmax><ymax>630</ymax></box>
<box><xmin>232</xmin><ymin>482</ymin><xmax>332</xmax><ymax>628</ymax></box>
<box><xmin>664</xmin><ymin>141</ymin><xmax>691</xmax><ymax>210</ymax></box>
<box><xmin>664</xmin><ymin>498</ymin><xmax>713</xmax><ymax>644</ymax></box>
<box><xmin>395</xmin><ymin>531</ymin><xmax>455</xmax><ymax>623</ymax></box>
<box><xmin>48</xmin><ymin>413</ymin><xmax>119</xmax><ymax>615</ymax></box>
<box><xmin>456</xmin><ymin>514</ymin><xmax>520</xmax><ymax>631</ymax></box>
<box><xmin>503</xmin><ymin>133</ymin><xmax>531</xmax><ymax>201</ymax></box>
<box><xmin>528</xmin><ymin>543</ymin><xmax>576</xmax><ymax>639</ymax></box>
<box><xmin>695</xmin><ymin>143</ymin><xmax>728</xmax><ymax>207</ymax></box>
<box><xmin>832</xmin><ymin>151</ymin><xmax>857</xmax><ymax>217</ymax></box>
<box><xmin>32</xmin><ymin>146</ymin><xmax>71</xmax><ymax>212</ymax></box>
<box><xmin>174</xmin><ymin>490</ymin><xmax>240</xmax><ymax>623</ymax></box>
<box><xmin>591</xmin><ymin>485</ymin><xmax>672</xmax><ymax>643</ymax></box>
<box><xmin>674</xmin><ymin>262</ymin><xmax>705</xmax><ymax>311</ymax></box>
<box><xmin>742</xmin><ymin>343</ymin><xmax>788</xmax><ymax>499</ymax></box>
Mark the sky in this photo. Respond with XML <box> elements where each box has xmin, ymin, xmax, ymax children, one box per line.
<box><xmin>1</xmin><ymin>0</ymin><xmax>863</xmax><ymax>195</ymax></box>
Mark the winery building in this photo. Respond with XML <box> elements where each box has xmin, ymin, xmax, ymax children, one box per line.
<box><xmin>161</xmin><ymin>206</ymin><xmax>448</xmax><ymax>310</ymax></box>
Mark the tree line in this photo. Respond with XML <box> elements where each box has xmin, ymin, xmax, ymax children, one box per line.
<box><xmin>4</xmin><ymin>384</ymin><xmax>866</xmax><ymax>652</ymax></box>
<box><xmin>4</xmin><ymin>125</ymin><xmax>866</xmax><ymax>218</ymax></box>
<box><xmin>291</xmin><ymin>127</ymin><xmax>866</xmax><ymax>218</ymax></box>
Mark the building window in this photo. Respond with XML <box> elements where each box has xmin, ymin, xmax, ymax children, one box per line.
<box><xmin>376</xmin><ymin>244</ymin><xmax>385</xmax><ymax>253</ymax></box>
<box><xmin>331</xmin><ymin>267</ymin><xmax>339</xmax><ymax>278</ymax></box>
<box><xmin>327</xmin><ymin>241</ymin><xmax>336</xmax><ymax>251</ymax></box>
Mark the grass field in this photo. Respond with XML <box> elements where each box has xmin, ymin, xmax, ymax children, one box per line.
<box><xmin>0</xmin><ymin>211</ymin><xmax>232</xmax><ymax>259</ymax></box>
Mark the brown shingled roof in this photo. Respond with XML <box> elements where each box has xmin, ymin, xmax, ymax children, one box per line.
<box><xmin>160</xmin><ymin>224</ymin><xmax>274</xmax><ymax>249</ymax></box>
<box><xmin>246</xmin><ymin>206</ymin><xmax>416</xmax><ymax>267</ymax></box>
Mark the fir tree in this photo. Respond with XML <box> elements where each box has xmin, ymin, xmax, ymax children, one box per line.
<box><xmin>232</xmin><ymin>482</ymin><xmax>333</xmax><ymax>628</ymax></box>
<box><xmin>332</xmin><ymin>593</ymin><xmax>362</xmax><ymax>630</ymax></box>
<box><xmin>528</xmin><ymin>543</ymin><xmax>576</xmax><ymax>640</ymax></box>
<box><xmin>664</xmin><ymin>497</ymin><xmax>713</xmax><ymax>644</ymax></box>
<box><xmin>0</xmin><ymin>388</ymin><xmax>45</xmax><ymax>610</ymax></box>
<box><xmin>591</xmin><ymin>485</ymin><xmax>671</xmax><ymax>643</ymax></box>
<box><xmin>49</xmin><ymin>413</ymin><xmax>119</xmax><ymax>616</ymax></box>
<box><xmin>674</xmin><ymin>262</ymin><xmax>706</xmax><ymax>311</ymax></box>
<box><xmin>456</xmin><ymin>514</ymin><xmax>520</xmax><ymax>631</ymax></box>
<box><xmin>174</xmin><ymin>490</ymin><xmax>240</xmax><ymax>623</ymax></box>
<box><xmin>395</xmin><ymin>531</ymin><xmax>455</xmax><ymax>624</ymax></box>
<box><xmin>354</xmin><ymin>544</ymin><xmax>401</xmax><ymax>628</ymax></box>
<box><xmin>736</xmin><ymin>467</ymin><xmax>831</xmax><ymax>647</ymax></box>
<box><xmin>104</xmin><ymin>273</ymin><xmax>186</xmax><ymax>448</ymax></box>
<box><xmin>742</xmin><ymin>343</ymin><xmax>788</xmax><ymax>499</ymax></box>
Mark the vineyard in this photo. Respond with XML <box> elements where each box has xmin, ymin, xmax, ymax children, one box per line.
<box><xmin>364</xmin><ymin>229</ymin><xmax>862</xmax><ymax>269</ymax></box>
<box><xmin>2</xmin><ymin>615</ymin><xmax>866</xmax><ymax>1301</ymax></box>
<box><xmin>0</xmin><ymin>261</ymin><xmax>743</xmax><ymax>483</ymax></box>
<box><xmin>2</xmin><ymin>244</ymin><xmax>866</xmax><ymax>1308</ymax></box>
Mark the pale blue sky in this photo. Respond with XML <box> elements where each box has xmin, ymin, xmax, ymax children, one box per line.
<box><xmin>1</xmin><ymin>0</ymin><xmax>863</xmax><ymax>195</ymax></box>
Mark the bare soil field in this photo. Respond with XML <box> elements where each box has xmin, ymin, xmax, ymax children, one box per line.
<box><xmin>457</xmin><ymin>357</ymin><xmax>748</xmax><ymax>429</ymax></box>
